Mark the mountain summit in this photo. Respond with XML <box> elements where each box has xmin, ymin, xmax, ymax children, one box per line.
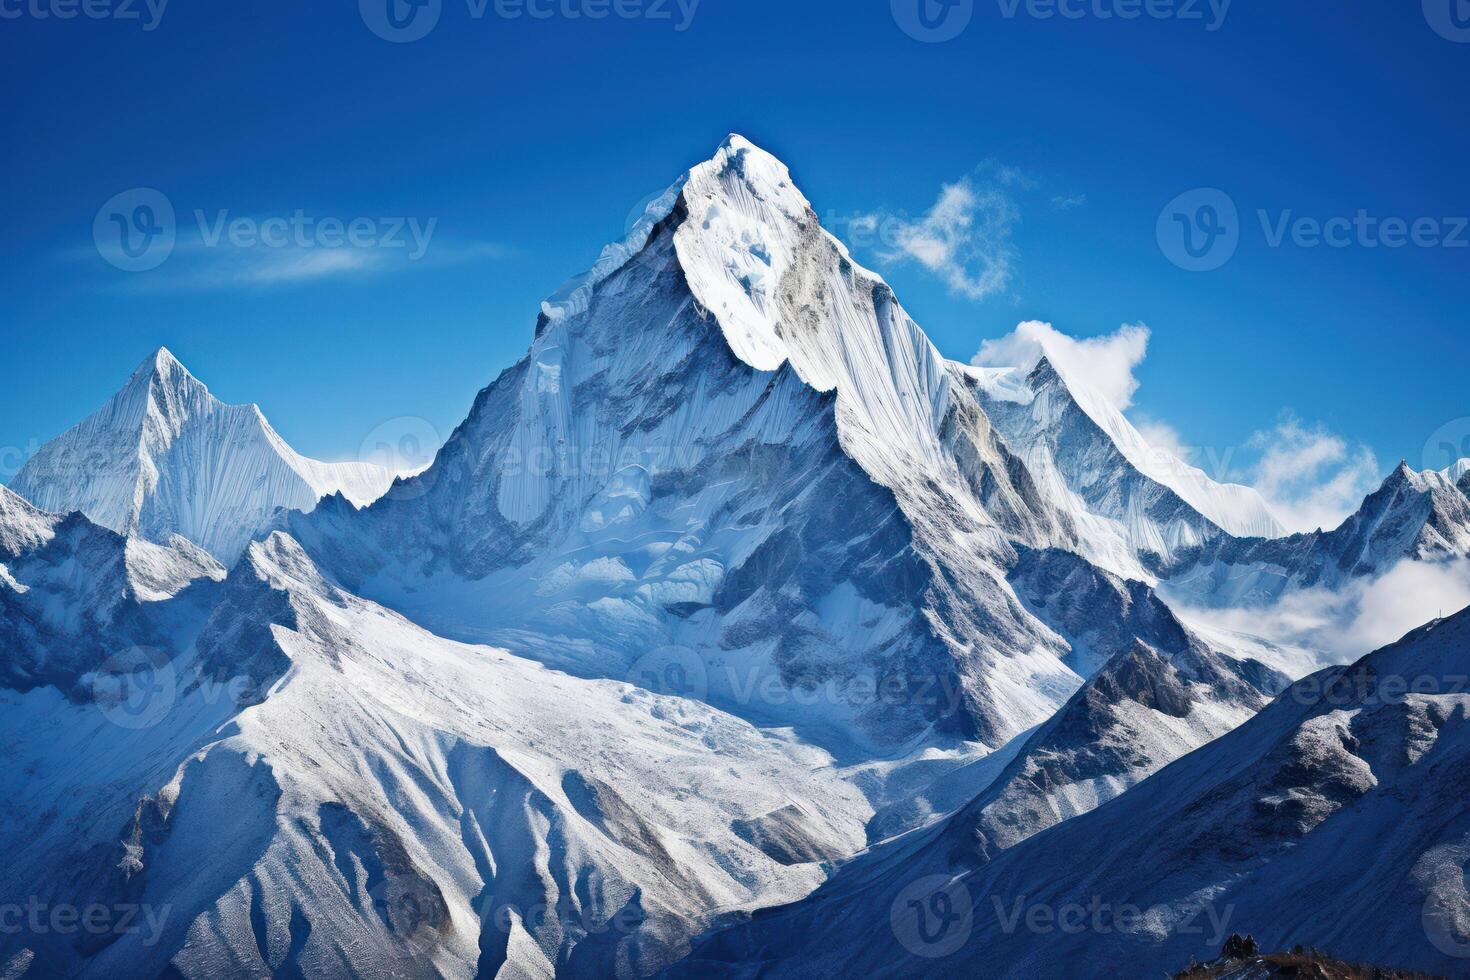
<box><xmin>11</xmin><ymin>348</ymin><xmax>394</xmax><ymax>563</ymax></box>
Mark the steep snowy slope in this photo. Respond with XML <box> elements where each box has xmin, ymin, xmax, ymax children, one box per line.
<box><xmin>0</xmin><ymin>484</ymin><xmax>224</xmax><ymax>693</ymax></box>
<box><xmin>1167</xmin><ymin>462</ymin><xmax>1470</xmax><ymax>607</ymax></box>
<box><xmin>11</xmin><ymin>348</ymin><xmax>394</xmax><ymax>564</ymax></box>
<box><xmin>291</xmin><ymin>135</ymin><xmax>1110</xmax><ymax>753</ymax></box>
<box><xmin>867</xmin><ymin>545</ymin><xmax>1289</xmax><ymax>840</ymax></box>
<box><xmin>968</xmin><ymin>359</ymin><xmax>1283</xmax><ymax>577</ymax></box>
<box><xmin>678</xmin><ymin>607</ymin><xmax>1470</xmax><ymax>979</ymax></box>
<box><xmin>0</xmin><ymin>533</ymin><xmax>874</xmax><ymax>980</ymax></box>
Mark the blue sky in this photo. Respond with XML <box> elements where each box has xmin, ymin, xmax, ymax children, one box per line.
<box><xmin>2</xmin><ymin>0</ymin><xmax>1467</xmax><ymax>529</ymax></box>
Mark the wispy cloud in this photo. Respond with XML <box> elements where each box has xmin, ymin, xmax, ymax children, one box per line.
<box><xmin>972</xmin><ymin>322</ymin><xmax>1385</xmax><ymax>533</ymax></box>
<box><xmin>1246</xmin><ymin>416</ymin><xmax>1381</xmax><ymax>533</ymax></box>
<box><xmin>861</xmin><ymin>163</ymin><xmax>1030</xmax><ymax>302</ymax></box>
<box><xmin>973</xmin><ymin>320</ymin><xmax>1152</xmax><ymax>411</ymax></box>
<box><xmin>1050</xmin><ymin>194</ymin><xmax>1087</xmax><ymax>212</ymax></box>
<box><xmin>79</xmin><ymin>212</ymin><xmax>509</xmax><ymax>292</ymax></box>
<box><xmin>1175</xmin><ymin>557</ymin><xmax>1470</xmax><ymax>662</ymax></box>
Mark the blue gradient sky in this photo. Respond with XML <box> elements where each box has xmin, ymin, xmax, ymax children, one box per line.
<box><xmin>2</xmin><ymin>1</ymin><xmax>1467</xmax><ymax>517</ymax></box>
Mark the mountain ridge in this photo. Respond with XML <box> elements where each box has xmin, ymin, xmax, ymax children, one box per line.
<box><xmin>11</xmin><ymin>348</ymin><xmax>395</xmax><ymax>564</ymax></box>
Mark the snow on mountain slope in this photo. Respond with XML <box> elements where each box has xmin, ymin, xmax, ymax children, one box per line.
<box><xmin>0</xmin><ymin>484</ymin><xmax>224</xmax><ymax>693</ymax></box>
<box><xmin>967</xmin><ymin>359</ymin><xmax>1283</xmax><ymax>579</ymax></box>
<box><xmin>864</xmin><ymin>544</ymin><xmax>1290</xmax><ymax>842</ymax></box>
<box><xmin>1166</xmin><ymin>462</ymin><xmax>1470</xmax><ymax>608</ymax></box>
<box><xmin>678</xmin><ymin>606</ymin><xmax>1470</xmax><ymax>979</ymax></box>
<box><xmin>10</xmin><ymin>348</ymin><xmax>394</xmax><ymax>564</ymax></box>
<box><xmin>291</xmin><ymin>135</ymin><xmax>1110</xmax><ymax>754</ymax></box>
<box><xmin>0</xmin><ymin>532</ymin><xmax>874</xmax><ymax>979</ymax></box>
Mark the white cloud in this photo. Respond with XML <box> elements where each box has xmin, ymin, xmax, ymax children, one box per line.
<box><xmin>1050</xmin><ymin>194</ymin><xmax>1087</xmax><ymax>211</ymax></box>
<box><xmin>1246</xmin><ymin>417</ymin><xmax>1381</xmax><ymax>533</ymax></box>
<box><xmin>865</xmin><ymin>164</ymin><xmax>1027</xmax><ymax>302</ymax></box>
<box><xmin>973</xmin><ymin>320</ymin><xmax>1152</xmax><ymax>411</ymax></box>
<box><xmin>1175</xmin><ymin>558</ymin><xmax>1470</xmax><ymax>664</ymax></box>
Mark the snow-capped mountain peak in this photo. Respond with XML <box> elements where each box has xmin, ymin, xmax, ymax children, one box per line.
<box><xmin>972</xmin><ymin>352</ymin><xmax>1284</xmax><ymax>544</ymax></box>
<box><xmin>11</xmin><ymin>349</ymin><xmax>396</xmax><ymax>564</ymax></box>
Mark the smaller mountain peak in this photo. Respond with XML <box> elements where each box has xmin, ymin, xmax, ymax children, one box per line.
<box><xmin>124</xmin><ymin>346</ymin><xmax>212</xmax><ymax>405</ymax></box>
<box><xmin>1026</xmin><ymin>355</ymin><xmax>1065</xmax><ymax>388</ymax></box>
<box><xmin>701</xmin><ymin>133</ymin><xmax>791</xmax><ymax>185</ymax></box>
<box><xmin>133</xmin><ymin>345</ymin><xmax>184</xmax><ymax>378</ymax></box>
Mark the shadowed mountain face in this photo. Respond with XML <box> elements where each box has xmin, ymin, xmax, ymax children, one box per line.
<box><xmin>0</xmin><ymin>484</ymin><xmax>224</xmax><ymax>694</ymax></box>
<box><xmin>676</xmin><ymin>608</ymin><xmax>1470</xmax><ymax>980</ymax></box>
<box><xmin>1165</xmin><ymin>463</ymin><xmax>1470</xmax><ymax>608</ymax></box>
